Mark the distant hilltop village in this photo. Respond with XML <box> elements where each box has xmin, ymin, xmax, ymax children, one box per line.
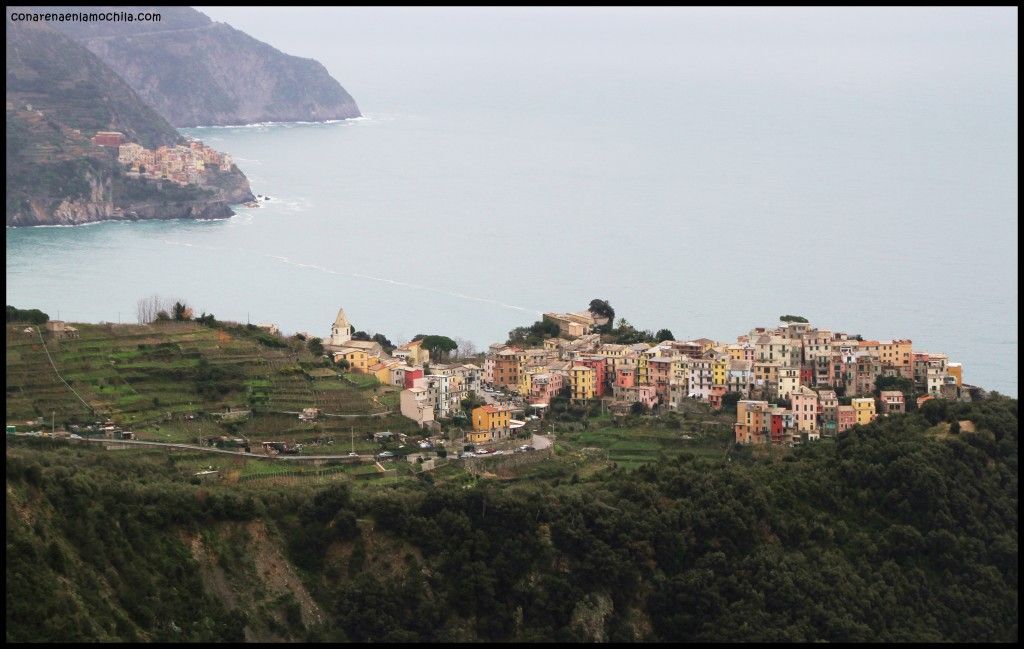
<box><xmin>89</xmin><ymin>131</ymin><xmax>234</xmax><ymax>186</ymax></box>
<box><xmin>320</xmin><ymin>306</ymin><xmax>973</xmax><ymax>447</ymax></box>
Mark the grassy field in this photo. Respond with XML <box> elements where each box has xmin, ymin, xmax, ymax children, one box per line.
<box><xmin>552</xmin><ymin>412</ymin><xmax>734</xmax><ymax>472</ymax></box>
<box><xmin>5</xmin><ymin>322</ymin><xmax>418</xmax><ymax>444</ymax></box>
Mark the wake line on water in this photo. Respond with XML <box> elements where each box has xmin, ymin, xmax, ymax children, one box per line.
<box><xmin>188</xmin><ymin>116</ymin><xmax>369</xmax><ymax>130</ymax></box>
<box><xmin>160</xmin><ymin>239</ymin><xmax>541</xmax><ymax>316</ymax></box>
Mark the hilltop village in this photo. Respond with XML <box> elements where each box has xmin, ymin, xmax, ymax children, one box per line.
<box><xmin>321</xmin><ymin>305</ymin><xmax>975</xmax><ymax>446</ymax></box>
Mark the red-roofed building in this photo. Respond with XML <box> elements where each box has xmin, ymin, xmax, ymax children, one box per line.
<box><xmin>91</xmin><ymin>131</ymin><xmax>125</xmax><ymax>148</ymax></box>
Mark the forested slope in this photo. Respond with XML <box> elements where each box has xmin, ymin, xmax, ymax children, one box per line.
<box><xmin>6</xmin><ymin>396</ymin><xmax>1017</xmax><ymax>642</ymax></box>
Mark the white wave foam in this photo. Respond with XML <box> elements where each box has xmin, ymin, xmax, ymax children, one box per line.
<box><xmin>8</xmin><ymin>219</ymin><xmax>126</xmax><ymax>229</ymax></box>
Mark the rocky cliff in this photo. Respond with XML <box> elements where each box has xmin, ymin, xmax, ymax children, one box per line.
<box><xmin>47</xmin><ymin>6</ymin><xmax>361</xmax><ymax>126</ymax></box>
<box><xmin>5</xmin><ymin>18</ymin><xmax>253</xmax><ymax>227</ymax></box>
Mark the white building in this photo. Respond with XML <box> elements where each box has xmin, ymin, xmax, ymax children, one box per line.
<box><xmin>327</xmin><ymin>307</ymin><xmax>353</xmax><ymax>347</ymax></box>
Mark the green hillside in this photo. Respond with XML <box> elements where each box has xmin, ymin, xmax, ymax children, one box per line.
<box><xmin>5</xmin><ymin>396</ymin><xmax>1018</xmax><ymax>641</ymax></box>
<box><xmin>5</xmin><ymin>321</ymin><xmax>417</xmax><ymax>446</ymax></box>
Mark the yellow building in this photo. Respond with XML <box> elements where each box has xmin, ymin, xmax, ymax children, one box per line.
<box><xmin>852</xmin><ymin>397</ymin><xmax>876</xmax><ymax>426</ymax></box>
<box><xmin>711</xmin><ymin>356</ymin><xmax>729</xmax><ymax>387</ymax></box>
<box><xmin>946</xmin><ymin>362</ymin><xmax>963</xmax><ymax>386</ymax></box>
<box><xmin>569</xmin><ymin>364</ymin><xmax>595</xmax><ymax>400</ymax></box>
<box><xmin>335</xmin><ymin>348</ymin><xmax>371</xmax><ymax>373</ymax></box>
<box><xmin>395</xmin><ymin>339</ymin><xmax>431</xmax><ymax>366</ymax></box>
<box><xmin>470</xmin><ymin>405</ymin><xmax>513</xmax><ymax>443</ymax></box>
<box><xmin>879</xmin><ymin>339</ymin><xmax>914</xmax><ymax>379</ymax></box>
<box><xmin>370</xmin><ymin>362</ymin><xmax>393</xmax><ymax>385</ymax></box>
<box><xmin>519</xmin><ymin>367</ymin><xmax>539</xmax><ymax>397</ymax></box>
<box><xmin>670</xmin><ymin>356</ymin><xmax>690</xmax><ymax>391</ymax></box>
<box><xmin>637</xmin><ymin>354</ymin><xmax>649</xmax><ymax>385</ymax></box>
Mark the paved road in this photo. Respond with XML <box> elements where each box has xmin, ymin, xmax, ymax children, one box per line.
<box><xmin>531</xmin><ymin>434</ymin><xmax>552</xmax><ymax>450</ymax></box>
<box><xmin>9</xmin><ymin>432</ymin><xmax>373</xmax><ymax>462</ymax></box>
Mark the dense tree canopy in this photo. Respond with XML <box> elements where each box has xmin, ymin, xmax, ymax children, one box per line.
<box><xmin>588</xmin><ymin>299</ymin><xmax>615</xmax><ymax>326</ymax></box>
<box><xmin>6</xmin><ymin>305</ymin><xmax>50</xmax><ymax>325</ymax></box>
<box><xmin>507</xmin><ymin>319</ymin><xmax>561</xmax><ymax>346</ymax></box>
<box><xmin>6</xmin><ymin>396</ymin><xmax>1018</xmax><ymax>642</ymax></box>
<box><xmin>412</xmin><ymin>335</ymin><xmax>459</xmax><ymax>360</ymax></box>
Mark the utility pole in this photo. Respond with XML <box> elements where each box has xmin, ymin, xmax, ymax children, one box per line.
<box><xmin>52</xmin><ymin>411</ymin><xmax>55</xmax><ymax>434</ymax></box>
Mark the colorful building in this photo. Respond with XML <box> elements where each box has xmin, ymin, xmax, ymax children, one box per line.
<box><xmin>790</xmin><ymin>386</ymin><xmax>818</xmax><ymax>433</ymax></box>
<box><xmin>472</xmin><ymin>404</ymin><xmax>512</xmax><ymax>433</ymax></box>
<box><xmin>946</xmin><ymin>362</ymin><xmax>963</xmax><ymax>386</ymax></box>
<box><xmin>879</xmin><ymin>390</ymin><xmax>905</xmax><ymax>415</ymax></box>
<box><xmin>836</xmin><ymin>405</ymin><xmax>856</xmax><ymax>433</ymax></box>
<box><xmin>777</xmin><ymin>367</ymin><xmax>800</xmax><ymax>400</ymax></box>
<box><xmin>575</xmin><ymin>356</ymin><xmax>608</xmax><ymax>397</ymax></box>
<box><xmin>569</xmin><ymin>364</ymin><xmax>596</xmax><ymax>400</ymax></box>
<box><xmin>852</xmin><ymin>397</ymin><xmax>876</xmax><ymax>426</ymax></box>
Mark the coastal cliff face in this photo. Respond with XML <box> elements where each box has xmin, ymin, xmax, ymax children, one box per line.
<box><xmin>47</xmin><ymin>6</ymin><xmax>361</xmax><ymax>126</ymax></box>
<box><xmin>6</xmin><ymin>154</ymin><xmax>237</xmax><ymax>227</ymax></box>
<box><xmin>5</xmin><ymin>19</ymin><xmax>253</xmax><ymax>227</ymax></box>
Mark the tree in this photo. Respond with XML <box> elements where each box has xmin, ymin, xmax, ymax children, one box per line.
<box><xmin>136</xmin><ymin>294</ymin><xmax>169</xmax><ymax>324</ymax></box>
<box><xmin>875</xmin><ymin>375</ymin><xmax>915</xmax><ymax>398</ymax></box>
<box><xmin>656</xmin><ymin>329</ymin><xmax>675</xmax><ymax>342</ymax></box>
<box><xmin>6</xmin><ymin>305</ymin><xmax>49</xmax><ymax>325</ymax></box>
<box><xmin>352</xmin><ymin>331</ymin><xmax>371</xmax><ymax>341</ymax></box>
<box><xmin>307</xmin><ymin>337</ymin><xmax>324</xmax><ymax>357</ymax></box>
<box><xmin>608</xmin><ymin>318</ymin><xmax>657</xmax><ymax>345</ymax></box>
<box><xmin>371</xmin><ymin>333</ymin><xmax>396</xmax><ymax>354</ymax></box>
<box><xmin>412</xmin><ymin>335</ymin><xmax>459</xmax><ymax>361</ymax></box>
<box><xmin>454</xmin><ymin>337</ymin><xmax>477</xmax><ymax>359</ymax></box>
<box><xmin>721</xmin><ymin>391</ymin><xmax>743</xmax><ymax>413</ymax></box>
<box><xmin>172</xmin><ymin>301</ymin><xmax>192</xmax><ymax>321</ymax></box>
<box><xmin>508</xmin><ymin>319</ymin><xmax>561</xmax><ymax>346</ymax></box>
<box><xmin>155</xmin><ymin>310</ymin><xmax>171</xmax><ymax>322</ymax></box>
<box><xmin>589</xmin><ymin>299</ymin><xmax>615</xmax><ymax>326</ymax></box>
<box><xmin>779</xmin><ymin>314</ymin><xmax>809</xmax><ymax>323</ymax></box>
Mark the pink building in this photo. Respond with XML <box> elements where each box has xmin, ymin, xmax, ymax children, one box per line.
<box><xmin>528</xmin><ymin>372</ymin><xmax>565</xmax><ymax>405</ymax></box>
<box><xmin>708</xmin><ymin>385</ymin><xmax>727</xmax><ymax>410</ymax></box>
<box><xmin>616</xmin><ymin>367</ymin><xmax>636</xmax><ymax>388</ymax></box>
<box><xmin>879</xmin><ymin>390</ymin><xmax>905</xmax><ymax>415</ymax></box>
<box><xmin>615</xmin><ymin>385</ymin><xmax>658</xmax><ymax>409</ymax></box>
<box><xmin>648</xmin><ymin>357</ymin><xmax>673</xmax><ymax>399</ymax></box>
<box><xmin>790</xmin><ymin>386</ymin><xmax>818</xmax><ymax>433</ymax></box>
<box><xmin>836</xmin><ymin>405</ymin><xmax>856</xmax><ymax>433</ymax></box>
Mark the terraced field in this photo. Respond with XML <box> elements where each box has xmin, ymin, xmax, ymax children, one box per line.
<box><xmin>5</xmin><ymin>322</ymin><xmax>418</xmax><ymax>443</ymax></box>
<box><xmin>556</xmin><ymin>416</ymin><xmax>733</xmax><ymax>471</ymax></box>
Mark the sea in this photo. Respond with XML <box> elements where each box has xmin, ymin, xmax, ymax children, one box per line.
<box><xmin>5</xmin><ymin>7</ymin><xmax>1017</xmax><ymax>395</ymax></box>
